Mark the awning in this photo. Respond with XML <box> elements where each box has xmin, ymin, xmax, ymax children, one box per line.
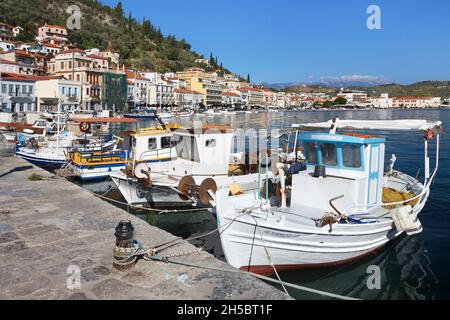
<box><xmin>293</xmin><ymin>119</ymin><xmax>443</xmax><ymax>132</ymax></box>
<box><xmin>71</xmin><ymin>117</ymin><xmax>138</xmax><ymax>123</ymax></box>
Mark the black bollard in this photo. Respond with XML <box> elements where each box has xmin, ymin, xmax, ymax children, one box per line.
<box><xmin>113</xmin><ymin>220</ymin><xmax>138</xmax><ymax>272</ymax></box>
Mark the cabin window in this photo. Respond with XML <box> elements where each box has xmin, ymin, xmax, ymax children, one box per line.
<box><xmin>320</xmin><ymin>143</ymin><xmax>338</xmax><ymax>166</ymax></box>
<box><xmin>148</xmin><ymin>138</ymin><xmax>157</xmax><ymax>151</ymax></box>
<box><xmin>305</xmin><ymin>142</ymin><xmax>318</xmax><ymax>164</ymax></box>
<box><xmin>161</xmin><ymin>136</ymin><xmax>172</xmax><ymax>149</ymax></box>
<box><xmin>205</xmin><ymin>139</ymin><xmax>216</xmax><ymax>148</ymax></box>
<box><xmin>342</xmin><ymin>144</ymin><xmax>362</xmax><ymax>168</ymax></box>
<box><xmin>175</xmin><ymin>135</ymin><xmax>200</xmax><ymax>163</ymax></box>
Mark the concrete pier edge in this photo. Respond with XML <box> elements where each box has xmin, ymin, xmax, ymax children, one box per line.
<box><xmin>0</xmin><ymin>156</ymin><xmax>290</xmax><ymax>300</ymax></box>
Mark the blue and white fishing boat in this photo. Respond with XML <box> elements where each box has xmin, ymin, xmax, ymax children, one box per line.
<box><xmin>68</xmin><ymin>124</ymin><xmax>182</xmax><ymax>181</ymax></box>
<box><xmin>214</xmin><ymin>118</ymin><xmax>442</xmax><ymax>275</ymax></box>
<box><xmin>16</xmin><ymin>134</ymin><xmax>118</xmax><ymax>169</ymax></box>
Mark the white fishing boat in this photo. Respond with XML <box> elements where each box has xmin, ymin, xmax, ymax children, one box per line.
<box><xmin>111</xmin><ymin>125</ymin><xmax>274</xmax><ymax>206</ymax></box>
<box><xmin>214</xmin><ymin>118</ymin><xmax>442</xmax><ymax>275</ymax></box>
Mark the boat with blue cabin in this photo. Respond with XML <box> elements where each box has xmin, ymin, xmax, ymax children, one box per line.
<box><xmin>214</xmin><ymin>118</ymin><xmax>442</xmax><ymax>275</ymax></box>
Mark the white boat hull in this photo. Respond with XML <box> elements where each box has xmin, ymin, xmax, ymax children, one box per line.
<box><xmin>215</xmin><ymin>189</ymin><xmax>414</xmax><ymax>275</ymax></box>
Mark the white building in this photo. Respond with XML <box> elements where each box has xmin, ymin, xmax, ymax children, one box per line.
<box><xmin>126</xmin><ymin>70</ymin><xmax>151</xmax><ymax>108</ymax></box>
<box><xmin>35</xmin><ymin>77</ymin><xmax>82</xmax><ymax>112</ymax></box>
<box><xmin>237</xmin><ymin>87</ymin><xmax>264</xmax><ymax>107</ymax></box>
<box><xmin>148</xmin><ymin>80</ymin><xmax>175</xmax><ymax>107</ymax></box>
<box><xmin>0</xmin><ymin>41</ymin><xmax>16</xmax><ymax>52</ymax></box>
<box><xmin>0</xmin><ymin>72</ymin><xmax>36</xmax><ymax>112</ymax></box>
<box><xmin>337</xmin><ymin>90</ymin><xmax>368</xmax><ymax>104</ymax></box>
<box><xmin>369</xmin><ymin>93</ymin><xmax>393</xmax><ymax>109</ymax></box>
<box><xmin>222</xmin><ymin>91</ymin><xmax>242</xmax><ymax>107</ymax></box>
<box><xmin>174</xmin><ymin>88</ymin><xmax>203</xmax><ymax>110</ymax></box>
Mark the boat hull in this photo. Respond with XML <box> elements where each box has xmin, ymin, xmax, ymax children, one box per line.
<box><xmin>15</xmin><ymin>151</ymin><xmax>66</xmax><ymax>169</ymax></box>
<box><xmin>215</xmin><ymin>189</ymin><xmax>404</xmax><ymax>275</ymax></box>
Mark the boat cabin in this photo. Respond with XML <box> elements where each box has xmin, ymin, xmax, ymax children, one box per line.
<box><xmin>169</xmin><ymin>126</ymin><xmax>234</xmax><ymax>177</ymax></box>
<box><xmin>291</xmin><ymin>132</ymin><xmax>386</xmax><ymax>214</ymax></box>
<box><xmin>120</xmin><ymin>125</ymin><xmax>181</xmax><ymax>163</ymax></box>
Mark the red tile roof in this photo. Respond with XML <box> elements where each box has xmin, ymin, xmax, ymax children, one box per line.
<box><xmin>39</xmin><ymin>24</ymin><xmax>67</xmax><ymax>30</ymax></box>
<box><xmin>60</xmin><ymin>48</ymin><xmax>85</xmax><ymax>54</ymax></box>
<box><xmin>88</xmin><ymin>54</ymin><xmax>108</xmax><ymax>60</ymax></box>
<box><xmin>237</xmin><ymin>86</ymin><xmax>262</xmax><ymax>92</ymax></box>
<box><xmin>0</xmin><ymin>58</ymin><xmax>16</xmax><ymax>65</ymax></box>
<box><xmin>0</xmin><ymin>23</ymin><xmax>14</xmax><ymax>29</ymax></box>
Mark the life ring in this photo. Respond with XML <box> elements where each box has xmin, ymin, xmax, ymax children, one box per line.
<box><xmin>79</xmin><ymin>122</ymin><xmax>91</xmax><ymax>133</ymax></box>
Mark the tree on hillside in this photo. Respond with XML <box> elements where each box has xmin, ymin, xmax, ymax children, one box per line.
<box><xmin>247</xmin><ymin>74</ymin><xmax>251</xmax><ymax>83</ymax></box>
<box><xmin>114</xmin><ymin>1</ymin><xmax>124</xmax><ymax>18</ymax></box>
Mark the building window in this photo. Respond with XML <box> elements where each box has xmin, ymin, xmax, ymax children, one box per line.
<box><xmin>74</xmin><ymin>88</ymin><xmax>78</xmax><ymax>96</ymax></box>
<box><xmin>22</xmin><ymin>85</ymin><xmax>27</xmax><ymax>94</ymax></box>
<box><xmin>68</xmin><ymin>87</ymin><xmax>72</xmax><ymax>97</ymax></box>
<box><xmin>62</xmin><ymin>87</ymin><xmax>66</xmax><ymax>95</ymax></box>
<box><xmin>28</xmin><ymin>86</ymin><xmax>33</xmax><ymax>94</ymax></box>
<box><xmin>1</xmin><ymin>84</ymin><xmax>6</xmax><ymax>94</ymax></box>
<box><xmin>60</xmin><ymin>62</ymin><xmax>64</xmax><ymax>70</ymax></box>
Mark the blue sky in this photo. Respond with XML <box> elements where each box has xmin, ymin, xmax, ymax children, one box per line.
<box><xmin>99</xmin><ymin>0</ymin><xmax>450</xmax><ymax>84</ymax></box>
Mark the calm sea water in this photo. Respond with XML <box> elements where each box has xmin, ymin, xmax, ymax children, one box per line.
<box><xmin>3</xmin><ymin>109</ymin><xmax>449</xmax><ymax>300</ymax></box>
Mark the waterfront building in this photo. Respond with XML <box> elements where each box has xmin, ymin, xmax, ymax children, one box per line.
<box><xmin>35</xmin><ymin>77</ymin><xmax>82</xmax><ymax>112</ymax></box>
<box><xmin>337</xmin><ymin>90</ymin><xmax>368</xmax><ymax>104</ymax></box>
<box><xmin>222</xmin><ymin>91</ymin><xmax>242</xmax><ymax>108</ymax></box>
<box><xmin>165</xmin><ymin>77</ymin><xmax>186</xmax><ymax>89</ymax></box>
<box><xmin>186</xmin><ymin>76</ymin><xmax>222</xmax><ymax>108</ymax></box>
<box><xmin>126</xmin><ymin>70</ymin><xmax>151</xmax><ymax>109</ymax></box>
<box><xmin>174</xmin><ymin>88</ymin><xmax>203</xmax><ymax>110</ymax></box>
<box><xmin>263</xmin><ymin>88</ymin><xmax>277</xmax><ymax>107</ymax></box>
<box><xmin>393</xmin><ymin>96</ymin><xmax>442</xmax><ymax>108</ymax></box>
<box><xmin>369</xmin><ymin>93</ymin><xmax>394</xmax><ymax>109</ymax></box>
<box><xmin>237</xmin><ymin>86</ymin><xmax>264</xmax><ymax>107</ymax></box>
<box><xmin>147</xmin><ymin>80</ymin><xmax>175</xmax><ymax>108</ymax></box>
<box><xmin>102</xmin><ymin>70</ymin><xmax>127</xmax><ymax>111</ymax></box>
<box><xmin>0</xmin><ymin>72</ymin><xmax>36</xmax><ymax>112</ymax></box>
<box><xmin>37</xmin><ymin>24</ymin><xmax>69</xmax><ymax>45</ymax></box>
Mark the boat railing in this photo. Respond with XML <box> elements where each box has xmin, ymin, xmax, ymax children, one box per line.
<box><xmin>138</xmin><ymin>147</ymin><xmax>174</xmax><ymax>162</ymax></box>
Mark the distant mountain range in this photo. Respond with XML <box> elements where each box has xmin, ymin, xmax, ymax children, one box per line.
<box><xmin>263</xmin><ymin>76</ymin><xmax>390</xmax><ymax>90</ymax></box>
<box><xmin>263</xmin><ymin>80</ymin><xmax>450</xmax><ymax>98</ymax></box>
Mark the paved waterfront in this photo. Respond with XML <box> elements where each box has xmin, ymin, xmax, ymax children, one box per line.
<box><xmin>0</xmin><ymin>156</ymin><xmax>288</xmax><ymax>300</ymax></box>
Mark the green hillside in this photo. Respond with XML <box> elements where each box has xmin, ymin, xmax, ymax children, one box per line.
<box><xmin>0</xmin><ymin>0</ymin><xmax>229</xmax><ymax>73</ymax></box>
<box><xmin>287</xmin><ymin>81</ymin><xmax>450</xmax><ymax>98</ymax></box>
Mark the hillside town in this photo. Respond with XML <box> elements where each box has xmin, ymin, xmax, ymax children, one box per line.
<box><xmin>0</xmin><ymin>22</ymin><xmax>447</xmax><ymax>114</ymax></box>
